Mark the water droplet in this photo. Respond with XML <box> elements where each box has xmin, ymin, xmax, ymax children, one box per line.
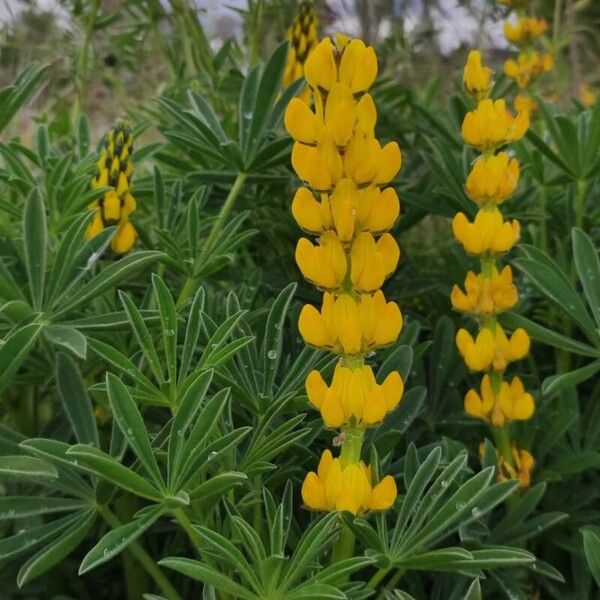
<box><xmin>456</xmin><ymin>501</ymin><xmax>466</xmax><ymax>510</ymax></box>
<box><xmin>127</xmin><ymin>428</ymin><xmax>133</xmax><ymax>436</ymax></box>
<box><xmin>267</xmin><ymin>350</ymin><xmax>277</xmax><ymax>360</ymax></box>
<box><xmin>165</xmin><ymin>329</ymin><xmax>175</xmax><ymax>337</ymax></box>
<box><xmin>441</xmin><ymin>480</ymin><xmax>448</xmax><ymax>488</ymax></box>
<box><xmin>471</xmin><ymin>507</ymin><xmax>481</xmax><ymax>518</ymax></box>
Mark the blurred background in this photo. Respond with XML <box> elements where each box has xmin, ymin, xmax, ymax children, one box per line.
<box><xmin>0</xmin><ymin>0</ymin><xmax>598</xmax><ymax>141</ymax></box>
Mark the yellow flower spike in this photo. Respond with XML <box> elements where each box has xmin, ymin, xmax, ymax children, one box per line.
<box><xmin>302</xmin><ymin>450</ymin><xmax>397</xmax><ymax>514</ymax></box>
<box><xmin>284</xmin><ymin>98</ymin><xmax>321</xmax><ymax>144</ymax></box>
<box><xmin>456</xmin><ymin>323</ymin><xmax>530</xmax><ymax>372</ymax></box>
<box><xmin>451</xmin><ymin>266</ymin><xmax>518</xmax><ymax>317</ymax></box>
<box><xmin>291</xmin><ymin>140</ymin><xmax>340</xmax><ymax>192</ymax></box>
<box><xmin>461</xmin><ymin>99</ymin><xmax>529</xmax><ymax>152</ymax></box>
<box><xmin>350</xmin><ymin>232</ymin><xmax>400</xmax><ymax>293</ymax></box>
<box><xmin>338</xmin><ymin>39</ymin><xmax>378</xmax><ymax>94</ymax></box>
<box><xmin>463</xmin><ymin>50</ymin><xmax>493</xmax><ymax>101</ymax></box>
<box><xmin>283</xmin><ymin>1</ymin><xmax>319</xmax><ymax>91</ymax></box>
<box><xmin>465</xmin><ymin>152</ymin><xmax>520</xmax><ymax>205</ymax></box>
<box><xmin>305</xmin><ymin>364</ymin><xmax>403</xmax><ymax>428</ymax></box>
<box><xmin>452</xmin><ymin>208</ymin><xmax>520</xmax><ymax>256</ymax></box>
<box><xmin>298</xmin><ymin>291</ymin><xmax>402</xmax><ymax>355</ymax></box>
<box><xmin>304</xmin><ymin>38</ymin><xmax>337</xmax><ymax>92</ymax></box>
<box><xmin>499</xmin><ymin>376</ymin><xmax>535</xmax><ymax>421</ymax></box>
<box><xmin>503</xmin><ymin>17</ymin><xmax>548</xmax><ymax>47</ymax></box>
<box><xmin>295</xmin><ymin>231</ymin><xmax>347</xmax><ymax>290</ymax></box>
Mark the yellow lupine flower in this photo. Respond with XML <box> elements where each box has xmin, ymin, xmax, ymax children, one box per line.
<box><xmin>465</xmin><ymin>152</ymin><xmax>520</xmax><ymax>205</ymax></box>
<box><xmin>452</xmin><ymin>208</ymin><xmax>520</xmax><ymax>256</ymax></box>
<box><xmin>498</xmin><ymin>445</ymin><xmax>535</xmax><ymax>488</ymax></box>
<box><xmin>343</xmin><ymin>136</ymin><xmax>401</xmax><ymax>187</ymax></box>
<box><xmin>295</xmin><ymin>231</ymin><xmax>347</xmax><ymax>291</ymax></box>
<box><xmin>464</xmin><ymin>374</ymin><xmax>534</xmax><ymax>426</ymax></box>
<box><xmin>298</xmin><ymin>291</ymin><xmax>402</xmax><ymax>355</ymax></box>
<box><xmin>306</xmin><ymin>364</ymin><xmax>403</xmax><ymax>427</ymax></box>
<box><xmin>504</xmin><ymin>51</ymin><xmax>554</xmax><ymax>90</ymax></box>
<box><xmin>463</xmin><ymin>50</ymin><xmax>493</xmax><ymax>101</ymax></box>
<box><xmin>350</xmin><ymin>232</ymin><xmax>400</xmax><ymax>293</ymax></box>
<box><xmin>86</xmin><ymin>119</ymin><xmax>137</xmax><ymax>254</ymax></box>
<box><xmin>514</xmin><ymin>94</ymin><xmax>537</xmax><ymax>116</ymax></box>
<box><xmin>451</xmin><ymin>265</ymin><xmax>518</xmax><ymax>317</ymax></box>
<box><xmin>456</xmin><ymin>323</ymin><xmax>530</xmax><ymax>372</ymax></box>
<box><xmin>291</xmin><ymin>183</ymin><xmax>399</xmax><ymax>240</ymax></box>
<box><xmin>283</xmin><ymin>1</ymin><xmax>319</xmax><ymax>95</ymax></box>
<box><xmin>580</xmin><ymin>84</ymin><xmax>596</xmax><ymax>108</ymax></box>
<box><xmin>462</xmin><ymin>99</ymin><xmax>529</xmax><ymax>151</ymax></box>
<box><xmin>301</xmin><ymin>449</ymin><xmax>397</xmax><ymax>514</ymax></box>
<box><xmin>503</xmin><ymin>17</ymin><xmax>548</xmax><ymax>47</ymax></box>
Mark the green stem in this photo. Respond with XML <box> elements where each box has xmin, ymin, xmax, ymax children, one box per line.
<box><xmin>330</xmin><ymin>520</ymin><xmax>356</xmax><ymax>566</ymax></box>
<box><xmin>493</xmin><ymin>425</ymin><xmax>513</xmax><ymax>467</ymax></box>
<box><xmin>176</xmin><ymin>172</ymin><xmax>247</xmax><ymax>308</ymax></box>
<box><xmin>538</xmin><ymin>184</ymin><xmax>548</xmax><ymax>253</ymax></box>
<box><xmin>98</xmin><ymin>506</ymin><xmax>181</xmax><ymax>600</ymax></box>
<box><xmin>173</xmin><ymin>508</ymin><xmax>204</xmax><ymax>555</ymax></box>
<box><xmin>380</xmin><ymin>569</ymin><xmax>405</xmax><ymax>595</ymax></box>
<box><xmin>575</xmin><ymin>179</ymin><xmax>587</xmax><ymax>230</ymax></box>
<box><xmin>366</xmin><ymin>565</ymin><xmax>391</xmax><ymax>590</ymax></box>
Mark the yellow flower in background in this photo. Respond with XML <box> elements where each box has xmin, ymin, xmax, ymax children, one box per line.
<box><xmin>580</xmin><ymin>84</ymin><xmax>597</xmax><ymax>108</ymax></box>
<box><xmin>451</xmin><ymin>266</ymin><xmax>518</xmax><ymax>317</ymax></box>
<box><xmin>306</xmin><ymin>364</ymin><xmax>403</xmax><ymax>427</ymax></box>
<box><xmin>456</xmin><ymin>324</ymin><xmax>530</xmax><ymax>372</ymax></box>
<box><xmin>283</xmin><ymin>1</ymin><xmax>319</xmax><ymax>98</ymax></box>
<box><xmin>462</xmin><ymin>99</ymin><xmax>529</xmax><ymax>151</ymax></box>
<box><xmin>514</xmin><ymin>94</ymin><xmax>538</xmax><ymax>116</ymax></box>
<box><xmin>504</xmin><ymin>51</ymin><xmax>554</xmax><ymax>89</ymax></box>
<box><xmin>466</xmin><ymin>152</ymin><xmax>520</xmax><ymax>205</ymax></box>
<box><xmin>86</xmin><ymin>119</ymin><xmax>137</xmax><ymax>254</ymax></box>
<box><xmin>464</xmin><ymin>374</ymin><xmax>534</xmax><ymax>426</ymax></box>
<box><xmin>498</xmin><ymin>445</ymin><xmax>535</xmax><ymax>488</ymax></box>
<box><xmin>463</xmin><ymin>50</ymin><xmax>493</xmax><ymax>101</ymax></box>
<box><xmin>503</xmin><ymin>17</ymin><xmax>548</xmax><ymax>47</ymax></box>
<box><xmin>298</xmin><ymin>291</ymin><xmax>402</xmax><ymax>355</ymax></box>
<box><xmin>452</xmin><ymin>208</ymin><xmax>520</xmax><ymax>256</ymax></box>
<box><xmin>301</xmin><ymin>449</ymin><xmax>397</xmax><ymax>514</ymax></box>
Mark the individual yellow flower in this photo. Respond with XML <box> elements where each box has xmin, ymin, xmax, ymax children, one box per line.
<box><xmin>514</xmin><ymin>94</ymin><xmax>537</xmax><ymax>116</ymax></box>
<box><xmin>503</xmin><ymin>17</ymin><xmax>548</xmax><ymax>47</ymax></box>
<box><xmin>452</xmin><ymin>207</ymin><xmax>520</xmax><ymax>256</ymax></box>
<box><xmin>306</xmin><ymin>364</ymin><xmax>403</xmax><ymax>427</ymax></box>
<box><xmin>283</xmin><ymin>1</ymin><xmax>319</xmax><ymax>94</ymax></box>
<box><xmin>298</xmin><ymin>291</ymin><xmax>402</xmax><ymax>356</ymax></box>
<box><xmin>465</xmin><ymin>152</ymin><xmax>520</xmax><ymax>205</ymax></box>
<box><xmin>580</xmin><ymin>84</ymin><xmax>596</xmax><ymax>108</ymax></box>
<box><xmin>295</xmin><ymin>231</ymin><xmax>347</xmax><ymax>291</ymax></box>
<box><xmin>350</xmin><ymin>232</ymin><xmax>400</xmax><ymax>293</ymax></box>
<box><xmin>343</xmin><ymin>135</ymin><xmax>402</xmax><ymax>187</ymax></box>
<box><xmin>456</xmin><ymin>323</ymin><xmax>530</xmax><ymax>372</ymax></box>
<box><xmin>463</xmin><ymin>50</ymin><xmax>493</xmax><ymax>101</ymax></box>
<box><xmin>86</xmin><ymin>119</ymin><xmax>137</xmax><ymax>254</ymax></box>
<box><xmin>498</xmin><ymin>445</ymin><xmax>535</xmax><ymax>488</ymax></box>
<box><xmin>504</xmin><ymin>51</ymin><xmax>554</xmax><ymax>90</ymax></box>
<box><xmin>301</xmin><ymin>449</ymin><xmax>397</xmax><ymax>514</ymax></box>
<box><xmin>462</xmin><ymin>99</ymin><xmax>529</xmax><ymax>151</ymax></box>
<box><xmin>451</xmin><ymin>266</ymin><xmax>518</xmax><ymax>317</ymax></box>
<box><xmin>464</xmin><ymin>374</ymin><xmax>534</xmax><ymax>426</ymax></box>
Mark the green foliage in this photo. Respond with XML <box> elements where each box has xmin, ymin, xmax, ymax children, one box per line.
<box><xmin>0</xmin><ymin>5</ymin><xmax>599</xmax><ymax>600</ymax></box>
